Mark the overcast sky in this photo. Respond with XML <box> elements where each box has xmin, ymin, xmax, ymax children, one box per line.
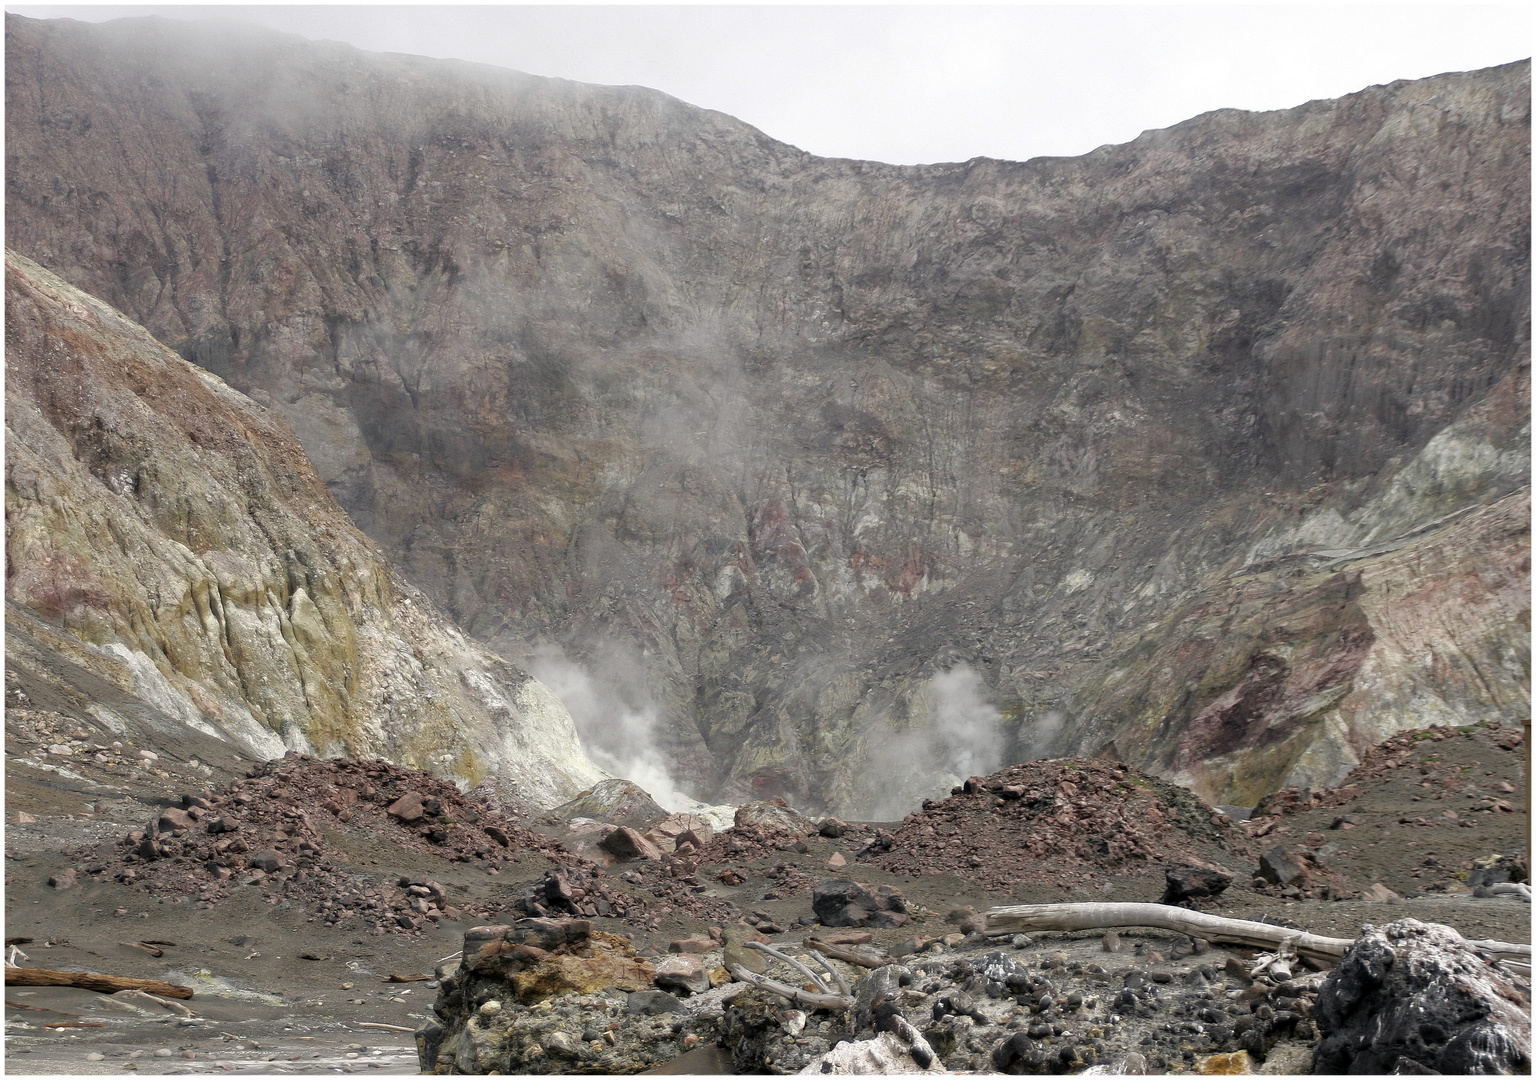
<box><xmin>7</xmin><ymin>4</ymin><xmax>1530</xmax><ymax>164</ymax></box>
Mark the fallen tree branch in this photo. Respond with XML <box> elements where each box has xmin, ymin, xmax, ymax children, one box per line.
<box><xmin>806</xmin><ymin>949</ymin><xmax>851</xmax><ymax>999</ymax></box>
<box><xmin>113</xmin><ymin>988</ymin><xmax>196</xmax><ymax>1016</ymax></box>
<box><xmin>6</xmin><ymin>999</ymin><xmax>81</xmax><ymax>1017</ymax></box>
<box><xmin>726</xmin><ymin>963</ymin><xmax>855</xmax><ymax>1010</ymax></box>
<box><xmin>985</xmin><ymin>903</ymin><xmax>1533</xmax><ymax>966</ymax></box>
<box><xmin>4</xmin><ymin>965</ymin><xmax>194</xmax><ymax>999</ymax></box>
<box><xmin>355</xmin><ymin>1022</ymin><xmax>416</xmax><ymax>1033</ymax></box>
<box><xmin>119</xmin><ymin>941</ymin><xmax>164</xmax><ymax>958</ymax></box>
<box><xmin>805</xmin><ymin>937</ymin><xmax>894</xmax><ymax>969</ymax></box>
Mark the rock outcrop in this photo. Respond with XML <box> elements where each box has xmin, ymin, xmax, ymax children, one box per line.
<box><xmin>5</xmin><ymin>251</ymin><xmax>605</xmax><ymax>804</ymax></box>
<box><xmin>5</xmin><ymin>13</ymin><xmax>1528</xmax><ymax>813</ymax></box>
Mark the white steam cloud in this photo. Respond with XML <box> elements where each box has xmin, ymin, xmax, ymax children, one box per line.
<box><xmin>527</xmin><ymin>642</ymin><xmax>711</xmax><ymax>817</ymax></box>
<box><xmin>858</xmin><ymin>662</ymin><xmax>1005</xmax><ymax>820</ymax></box>
<box><xmin>1023</xmin><ymin>709</ymin><xmax>1065</xmax><ymax>761</ymax></box>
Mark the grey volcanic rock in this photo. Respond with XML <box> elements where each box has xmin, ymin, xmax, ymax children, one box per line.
<box><xmin>1314</xmin><ymin>919</ymin><xmax>1531</xmax><ymax>1074</ymax></box>
<box><xmin>5</xmin><ymin>14</ymin><xmax>1529</xmax><ymax>812</ymax></box>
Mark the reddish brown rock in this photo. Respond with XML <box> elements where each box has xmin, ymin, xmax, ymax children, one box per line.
<box><xmin>386</xmin><ymin>793</ymin><xmax>428</xmax><ymax>824</ymax></box>
<box><xmin>598</xmin><ymin>826</ymin><xmax>663</xmax><ymax>862</ymax></box>
<box><xmin>155</xmin><ymin>808</ymin><xmax>195</xmax><ymax>835</ymax></box>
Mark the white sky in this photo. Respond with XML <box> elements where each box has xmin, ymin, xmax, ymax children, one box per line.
<box><xmin>7</xmin><ymin>4</ymin><xmax>1530</xmax><ymax>164</ymax></box>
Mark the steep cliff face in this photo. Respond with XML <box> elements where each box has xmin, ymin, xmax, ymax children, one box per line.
<box><xmin>5</xmin><ymin>251</ymin><xmax>606</xmax><ymax>805</ymax></box>
<box><xmin>5</xmin><ymin>14</ymin><xmax>1529</xmax><ymax>813</ymax></box>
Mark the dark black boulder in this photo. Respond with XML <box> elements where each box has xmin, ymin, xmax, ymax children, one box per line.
<box><xmin>1314</xmin><ymin>919</ymin><xmax>1530</xmax><ymax>1074</ymax></box>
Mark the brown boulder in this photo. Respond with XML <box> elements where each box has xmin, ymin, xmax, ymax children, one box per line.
<box><xmin>156</xmin><ymin>807</ymin><xmax>195</xmax><ymax>835</ymax></box>
<box><xmin>1258</xmin><ymin>844</ymin><xmax>1310</xmax><ymax>887</ymax></box>
<box><xmin>386</xmin><ymin>792</ymin><xmax>427</xmax><ymax>823</ymax></box>
<box><xmin>598</xmin><ymin>826</ymin><xmax>663</xmax><ymax>862</ymax></box>
<box><xmin>645</xmin><ymin>813</ymin><xmax>716</xmax><ymax>851</ymax></box>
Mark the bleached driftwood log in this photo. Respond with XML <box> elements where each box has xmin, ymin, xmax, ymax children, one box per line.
<box><xmin>726</xmin><ymin>940</ymin><xmax>855</xmax><ymax>1010</ymax></box>
<box><xmin>985</xmin><ymin>903</ymin><xmax>1532</xmax><ymax>968</ymax></box>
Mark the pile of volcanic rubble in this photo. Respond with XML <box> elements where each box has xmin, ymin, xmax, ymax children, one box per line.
<box><xmin>68</xmin><ymin>755</ymin><xmax>584</xmax><ymax>935</ymax></box>
<box><xmin>862</xmin><ymin>757</ymin><xmax>1257</xmax><ymax>897</ymax></box>
<box><xmin>70</xmin><ymin>756</ymin><xmax>812</xmax><ymax>936</ymax></box>
<box><xmin>1252</xmin><ymin>720</ymin><xmax>1524</xmax><ymax>819</ymax></box>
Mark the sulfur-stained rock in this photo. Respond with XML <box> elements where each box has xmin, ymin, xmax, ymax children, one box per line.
<box><xmin>2</xmin><ymin>252</ymin><xmax>606</xmax><ymax>806</ymax></box>
<box><xmin>463</xmin><ymin>920</ymin><xmax>656</xmax><ymax>1004</ymax></box>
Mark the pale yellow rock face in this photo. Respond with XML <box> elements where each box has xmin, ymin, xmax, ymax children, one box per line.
<box><xmin>4</xmin><ymin>252</ymin><xmax>605</xmax><ymax>805</ymax></box>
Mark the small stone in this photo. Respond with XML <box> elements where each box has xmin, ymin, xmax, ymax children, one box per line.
<box><xmin>48</xmin><ymin>868</ymin><xmax>78</xmax><ymax>890</ymax></box>
<box><xmin>1101</xmin><ymin>931</ymin><xmax>1122</xmax><ymax>952</ymax></box>
<box><xmin>182</xmin><ymin>1050</ymin><xmax>196</xmax><ymax>1059</ymax></box>
<box><xmin>826</xmin><ymin>851</ymin><xmax>847</xmax><ymax>868</ymax></box>
<box><xmin>1197</xmin><ymin>1049</ymin><xmax>1253</xmax><ymax>1074</ymax></box>
<box><xmin>478</xmin><ymin>999</ymin><xmax>502</xmax><ymax>1016</ymax></box>
<box><xmin>153</xmin><ymin>1048</ymin><xmax>173</xmax><ymax>1058</ymax></box>
<box><xmin>15</xmin><ymin>812</ymin><xmax>36</xmax><ymax>824</ymax></box>
<box><xmin>86</xmin><ymin>1052</ymin><xmax>105</xmax><ymax>1061</ymax></box>
<box><xmin>628</xmin><ymin>989</ymin><xmax>685</xmax><ymax>1015</ymax></box>
<box><xmin>246</xmin><ymin>849</ymin><xmax>289</xmax><ymax>873</ymax></box>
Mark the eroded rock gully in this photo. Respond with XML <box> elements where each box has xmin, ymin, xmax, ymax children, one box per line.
<box><xmin>4</xmin><ymin>13</ymin><xmax>1529</xmax><ymax>814</ymax></box>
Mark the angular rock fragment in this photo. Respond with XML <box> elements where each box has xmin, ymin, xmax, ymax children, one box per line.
<box><xmin>812</xmin><ymin>878</ymin><xmax>909</xmax><ymax>928</ymax></box>
<box><xmin>645</xmin><ymin>813</ymin><xmax>716</xmax><ymax>851</ymax></box>
<box><xmin>1161</xmin><ymin>865</ymin><xmax>1233</xmax><ymax>906</ymax></box>
<box><xmin>598</xmin><ymin>825</ymin><xmax>663</xmax><ymax>862</ymax></box>
<box><xmin>735</xmin><ymin>798</ymin><xmax>819</xmax><ymax>836</ymax></box>
<box><xmin>653</xmin><ymin>954</ymin><xmax>711</xmax><ymax>995</ymax></box>
<box><xmin>246</xmin><ymin>849</ymin><xmax>289</xmax><ymax>873</ymax></box>
<box><xmin>551</xmin><ymin>780</ymin><xmax>669</xmax><ymax>832</ymax></box>
<box><xmin>1258</xmin><ymin>845</ymin><xmax>1309</xmax><ymax>887</ymax></box>
<box><xmin>156</xmin><ymin>807</ymin><xmax>195</xmax><ymax>835</ymax></box>
<box><xmin>386</xmin><ymin>792</ymin><xmax>427</xmax><ymax>824</ymax></box>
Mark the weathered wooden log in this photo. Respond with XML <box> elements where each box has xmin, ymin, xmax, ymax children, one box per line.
<box><xmin>804</xmin><ymin>937</ymin><xmax>894</xmax><ymax>969</ymax></box>
<box><xmin>4</xmin><ymin>965</ymin><xmax>193</xmax><ymax>999</ymax></box>
<box><xmin>985</xmin><ymin>903</ymin><xmax>1532</xmax><ymax>966</ymax></box>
